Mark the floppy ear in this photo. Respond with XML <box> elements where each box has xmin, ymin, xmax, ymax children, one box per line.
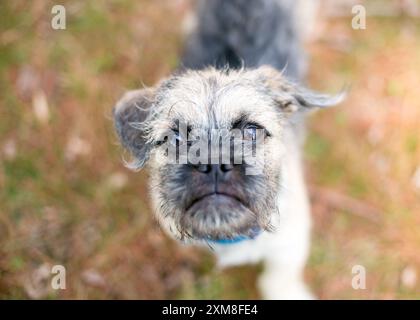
<box><xmin>255</xmin><ymin>66</ymin><xmax>346</xmax><ymax>113</ymax></box>
<box><xmin>285</xmin><ymin>86</ymin><xmax>347</xmax><ymax>112</ymax></box>
<box><xmin>113</xmin><ymin>88</ymin><xmax>155</xmax><ymax>170</ymax></box>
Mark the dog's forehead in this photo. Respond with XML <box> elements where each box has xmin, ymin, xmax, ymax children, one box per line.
<box><xmin>157</xmin><ymin>69</ymin><xmax>280</xmax><ymax>130</ymax></box>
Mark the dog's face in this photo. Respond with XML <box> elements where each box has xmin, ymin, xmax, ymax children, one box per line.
<box><xmin>114</xmin><ymin>66</ymin><xmax>343</xmax><ymax>243</ymax></box>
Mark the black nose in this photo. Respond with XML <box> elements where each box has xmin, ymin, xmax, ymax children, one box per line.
<box><xmin>195</xmin><ymin>164</ymin><xmax>233</xmax><ymax>174</ymax></box>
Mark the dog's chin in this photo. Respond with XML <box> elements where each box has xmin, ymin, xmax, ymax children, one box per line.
<box><xmin>180</xmin><ymin>194</ymin><xmax>261</xmax><ymax>241</ymax></box>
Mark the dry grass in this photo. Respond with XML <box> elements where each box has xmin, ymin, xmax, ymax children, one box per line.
<box><xmin>0</xmin><ymin>0</ymin><xmax>419</xmax><ymax>299</ymax></box>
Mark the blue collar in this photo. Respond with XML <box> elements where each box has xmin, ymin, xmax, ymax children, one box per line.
<box><xmin>208</xmin><ymin>228</ymin><xmax>262</xmax><ymax>245</ymax></box>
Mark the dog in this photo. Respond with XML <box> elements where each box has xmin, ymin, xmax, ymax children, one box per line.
<box><xmin>113</xmin><ymin>0</ymin><xmax>344</xmax><ymax>299</ymax></box>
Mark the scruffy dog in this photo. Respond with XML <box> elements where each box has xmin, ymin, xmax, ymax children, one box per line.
<box><xmin>113</xmin><ymin>0</ymin><xmax>343</xmax><ymax>299</ymax></box>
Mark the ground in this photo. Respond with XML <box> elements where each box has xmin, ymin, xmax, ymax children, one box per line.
<box><xmin>0</xmin><ymin>0</ymin><xmax>419</xmax><ymax>299</ymax></box>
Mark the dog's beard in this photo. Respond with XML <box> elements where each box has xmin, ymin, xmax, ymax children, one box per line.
<box><xmin>180</xmin><ymin>194</ymin><xmax>269</xmax><ymax>241</ymax></box>
<box><xmin>153</xmin><ymin>163</ymin><xmax>279</xmax><ymax>242</ymax></box>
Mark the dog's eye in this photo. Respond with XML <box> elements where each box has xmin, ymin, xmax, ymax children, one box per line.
<box><xmin>243</xmin><ymin>124</ymin><xmax>259</xmax><ymax>141</ymax></box>
<box><xmin>242</xmin><ymin>123</ymin><xmax>270</xmax><ymax>141</ymax></box>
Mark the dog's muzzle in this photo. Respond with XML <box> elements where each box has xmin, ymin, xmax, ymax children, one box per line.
<box><xmin>178</xmin><ymin>163</ymin><xmax>263</xmax><ymax>242</ymax></box>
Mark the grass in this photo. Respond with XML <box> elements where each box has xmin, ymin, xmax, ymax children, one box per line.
<box><xmin>0</xmin><ymin>0</ymin><xmax>419</xmax><ymax>299</ymax></box>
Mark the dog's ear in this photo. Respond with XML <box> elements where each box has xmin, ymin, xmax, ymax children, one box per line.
<box><xmin>255</xmin><ymin>66</ymin><xmax>346</xmax><ymax>113</ymax></box>
<box><xmin>113</xmin><ymin>88</ymin><xmax>155</xmax><ymax>170</ymax></box>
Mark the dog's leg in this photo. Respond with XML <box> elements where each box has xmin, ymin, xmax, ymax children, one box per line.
<box><xmin>258</xmin><ymin>230</ymin><xmax>313</xmax><ymax>300</ymax></box>
<box><xmin>258</xmin><ymin>211</ymin><xmax>313</xmax><ymax>300</ymax></box>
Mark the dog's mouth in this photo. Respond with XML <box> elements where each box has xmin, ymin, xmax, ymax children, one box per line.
<box><xmin>186</xmin><ymin>192</ymin><xmax>246</xmax><ymax>212</ymax></box>
<box><xmin>181</xmin><ymin>192</ymin><xmax>263</xmax><ymax>242</ymax></box>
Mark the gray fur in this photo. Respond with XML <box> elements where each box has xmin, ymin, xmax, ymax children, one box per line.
<box><xmin>113</xmin><ymin>67</ymin><xmax>343</xmax><ymax>241</ymax></box>
<box><xmin>182</xmin><ymin>0</ymin><xmax>306</xmax><ymax>80</ymax></box>
<box><xmin>112</xmin><ymin>1</ymin><xmax>344</xmax><ymax>242</ymax></box>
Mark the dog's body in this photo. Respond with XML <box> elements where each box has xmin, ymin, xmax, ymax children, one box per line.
<box><xmin>114</xmin><ymin>0</ymin><xmax>342</xmax><ymax>299</ymax></box>
<box><xmin>183</xmin><ymin>1</ymin><xmax>312</xmax><ymax>298</ymax></box>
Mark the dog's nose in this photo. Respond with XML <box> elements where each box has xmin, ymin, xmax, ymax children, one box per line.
<box><xmin>195</xmin><ymin>164</ymin><xmax>233</xmax><ymax>174</ymax></box>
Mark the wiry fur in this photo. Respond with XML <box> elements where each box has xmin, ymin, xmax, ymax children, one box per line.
<box><xmin>113</xmin><ymin>0</ymin><xmax>343</xmax><ymax>299</ymax></box>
